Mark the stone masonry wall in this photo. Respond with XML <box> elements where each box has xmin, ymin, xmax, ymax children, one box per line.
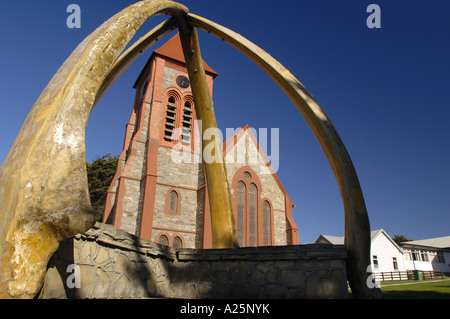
<box><xmin>152</xmin><ymin>146</ymin><xmax>204</xmax><ymax>247</ymax></box>
<box><xmin>225</xmin><ymin>131</ymin><xmax>290</xmax><ymax>245</ymax></box>
<box><xmin>39</xmin><ymin>223</ymin><xmax>348</xmax><ymax>299</ymax></box>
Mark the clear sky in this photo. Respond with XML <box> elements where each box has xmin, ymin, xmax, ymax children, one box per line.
<box><xmin>1</xmin><ymin>0</ymin><xmax>449</xmax><ymax>244</ymax></box>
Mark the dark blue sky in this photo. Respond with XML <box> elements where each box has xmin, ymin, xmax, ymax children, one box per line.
<box><xmin>1</xmin><ymin>0</ymin><xmax>449</xmax><ymax>243</ymax></box>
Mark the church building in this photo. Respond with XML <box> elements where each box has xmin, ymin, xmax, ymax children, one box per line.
<box><xmin>102</xmin><ymin>34</ymin><xmax>299</xmax><ymax>249</ymax></box>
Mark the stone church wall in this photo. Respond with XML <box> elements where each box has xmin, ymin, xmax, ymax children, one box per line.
<box><xmin>225</xmin><ymin>131</ymin><xmax>290</xmax><ymax>245</ymax></box>
<box><xmin>39</xmin><ymin>223</ymin><xmax>348</xmax><ymax>299</ymax></box>
<box><xmin>151</xmin><ymin>146</ymin><xmax>204</xmax><ymax>247</ymax></box>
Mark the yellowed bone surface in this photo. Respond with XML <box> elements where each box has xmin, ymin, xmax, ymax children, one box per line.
<box><xmin>178</xmin><ymin>18</ymin><xmax>239</xmax><ymax>249</ymax></box>
<box><xmin>184</xmin><ymin>13</ymin><xmax>380</xmax><ymax>299</ymax></box>
<box><xmin>0</xmin><ymin>1</ymin><xmax>378</xmax><ymax>299</ymax></box>
<box><xmin>0</xmin><ymin>0</ymin><xmax>188</xmax><ymax>299</ymax></box>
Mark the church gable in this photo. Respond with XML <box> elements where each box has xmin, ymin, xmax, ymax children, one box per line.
<box><xmin>224</xmin><ymin>125</ymin><xmax>288</xmax><ymax>211</ymax></box>
<box><xmin>223</xmin><ymin>125</ymin><xmax>298</xmax><ymax>246</ymax></box>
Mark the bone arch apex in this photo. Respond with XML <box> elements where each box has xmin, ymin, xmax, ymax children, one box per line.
<box><xmin>97</xmin><ymin>8</ymin><xmax>374</xmax><ymax>299</ymax></box>
<box><xmin>0</xmin><ymin>0</ymin><xmax>375</xmax><ymax>299</ymax></box>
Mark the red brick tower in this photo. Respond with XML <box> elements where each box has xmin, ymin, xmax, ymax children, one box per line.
<box><xmin>103</xmin><ymin>34</ymin><xmax>298</xmax><ymax>248</ymax></box>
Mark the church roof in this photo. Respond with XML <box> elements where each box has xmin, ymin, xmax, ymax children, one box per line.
<box><xmin>133</xmin><ymin>32</ymin><xmax>217</xmax><ymax>88</ymax></box>
<box><xmin>153</xmin><ymin>33</ymin><xmax>217</xmax><ymax>76</ymax></box>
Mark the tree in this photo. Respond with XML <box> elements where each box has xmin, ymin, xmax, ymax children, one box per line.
<box><xmin>392</xmin><ymin>234</ymin><xmax>412</xmax><ymax>245</ymax></box>
<box><xmin>86</xmin><ymin>154</ymin><xmax>118</xmax><ymax>219</ymax></box>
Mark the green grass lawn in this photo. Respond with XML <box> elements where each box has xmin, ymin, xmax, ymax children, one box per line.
<box><xmin>378</xmin><ymin>279</ymin><xmax>450</xmax><ymax>299</ymax></box>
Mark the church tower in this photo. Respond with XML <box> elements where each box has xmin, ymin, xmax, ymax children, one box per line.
<box><xmin>103</xmin><ymin>34</ymin><xmax>299</xmax><ymax>249</ymax></box>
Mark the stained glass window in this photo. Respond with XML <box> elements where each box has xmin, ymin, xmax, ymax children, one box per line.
<box><xmin>263</xmin><ymin>201</ymin><xmax>271</xmax><ymax>246</ymax></box>
<box><xmin>249</xmin><ymin>183</ymin><xmax>257</xmax><ymax>247</ymax></box>
<box><xmin>169</xmin><ymin>191</ymin><xmax>178</xmax><ymax>213</ymax></box>
<box><xmin>237</xmin><ymin>181</ymin><xmax>246</xmax><ymax>246</ymax></box>
<box><xmin>159</xmin><ymin>235</ymin><xmax>169</xmax><ymax>246</ymax></box>
<box><xmin>173</xmin><ymin>236</ymin><xmax>182</xmax><ymax>249</ymax></box>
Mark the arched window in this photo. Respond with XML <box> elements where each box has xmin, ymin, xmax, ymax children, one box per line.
<box><xmin>168</xmin><ymin>190</ymin><xmax>178</xmax><ymax>214</ymax></box>
<box><xmin>172</xmin><ymin>236</ymin><xmax>182</xmax><ymax>249</ymax></box>
<box><xmin>181</xmin><ymin>101</ymin><xmax>193</xmax><ymax>146</ymax></box>
<box><xmin>158</xmin><ymin>235</ymin><xmax>169</xmax><ymax>246</ymax></box>
<box><xmin>248</xmin><ymin>183</ymin><xmax>258</xmax><ymax>247</ymax></box>
<box><xmin>236</xmin><ymin>181</ymin><xmax>246</xmax><ymax>247</ymax></box>
<box><xmin>233</xmin><ymin>168</ymin><xmax>274</xmax><ymax>248</ymax></box>
<box><xmin>161</xmin><ymin>92</ymin><xmax>196</xmax><ymax>149</ymax></box>
<box><xmin>263</xmin><ymin>201</ymin><xmax>271</xmax><ymax>246</ymax></box>
<box><xmin>164</xmin><ymin>96</ymin><xmax>177</xmax><ymax>141</ymax></box>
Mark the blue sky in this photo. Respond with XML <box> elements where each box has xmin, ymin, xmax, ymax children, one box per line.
<box><xmin>0</xmin><ymin>0</ymin><xmax>449</xmax><ymax>243</ymax></box>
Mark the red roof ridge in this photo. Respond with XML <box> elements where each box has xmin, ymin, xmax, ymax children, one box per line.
<box><xmin>154</xmin><ymin>33</ymin><xmax>217</xmax><ymax>76</ymax></box>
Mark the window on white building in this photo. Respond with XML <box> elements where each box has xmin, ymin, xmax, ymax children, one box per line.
<box><xmin>420</xmin><ymin>250</ymin><xmax>429</xmax><ymax>262</ymax></box>
<box><xmin>373</xmin><ymin>255</ymin><xmax>379</xmax><ymax>269</ymax></box>
<box><xmin>404</xmin><ymin>250</ymin><xmax>412</xmax><ymax>260</ymax></box>
<box><xmin>436</xmin><ymin>252</ymin><xmax>446</xmax><ymax>263</ymax></box>
<box><xmin>393</xmin><ymin>257</ymin><xmax>398</xmax><ymax>270</ymax></box>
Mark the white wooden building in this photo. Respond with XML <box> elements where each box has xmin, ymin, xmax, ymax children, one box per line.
<box><xmin>316</xmin><ymin>229</ymin><xmax>406</xmax><ymax>274</ymax></box>
<box><xmin>400</xmin><ymin>236</ymin><xmax>450</xmax><ymax>273</ymax></box>
<box><xmin>315</xmin><ymin>230</ymin><xmax>450</xmax><ymax>278</ymax></box>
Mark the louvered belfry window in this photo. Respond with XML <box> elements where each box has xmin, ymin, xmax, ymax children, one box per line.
<box><xmin>164</xmin><ymin>96</ymin><xmax>176</xmax><ymax>141</ymax></box>
<box><xmin>181</xmin><ymin>101</ymin><xmax>193</xmax><ymax>145</ymax></box>
<box><xmin>163</xmin><ymin>94</ymin><xmax>194</xmax><ymax>148</ymax></box>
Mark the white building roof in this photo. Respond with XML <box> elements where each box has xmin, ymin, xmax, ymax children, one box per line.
<box><xmin>317</xmin><ymin>230</ymin><xmax>385</xmax><ymax>245</ymax></box>
<box><xmin>316</xmin><ymin>235</ymin><xmax>345</xmax><ymax>245</ymax></box>
<box><xmin>316</xmin><ymin>229</ymin><xmax>404</xmax><ymax>253</ymax></box>
<box><xmin>402</xmin><ymin>236</ymin><xmax>450</xmax><ymax>250</ymax></box>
